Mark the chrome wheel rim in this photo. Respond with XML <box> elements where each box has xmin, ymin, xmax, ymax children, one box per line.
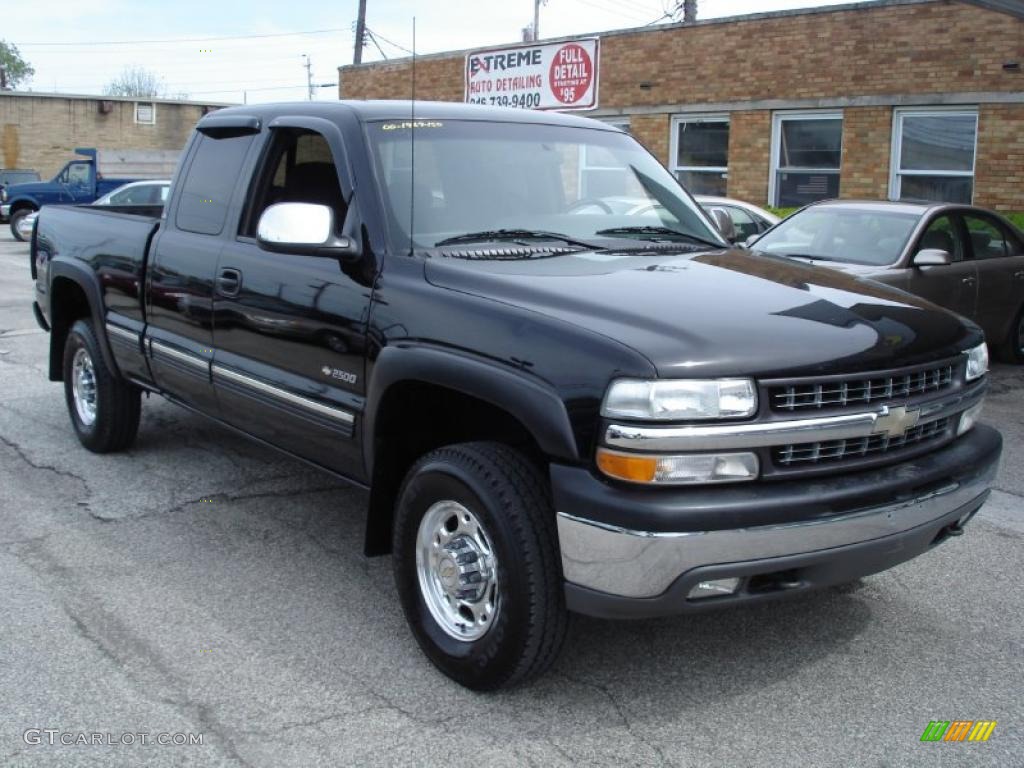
<box><xmin>416</xmin><ymin>500</ymin><xmax>500</xmax><ymax>642</ymax></box>
<box><xmin>71</xmin><ymin>347</ymin><xmax>98</xmax><ymax>426</ymax></box>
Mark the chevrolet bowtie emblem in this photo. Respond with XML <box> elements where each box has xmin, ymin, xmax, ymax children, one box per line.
<box><xmin>875</xmin><ymin>405</ymin><xmax>921</xmax><ymax>439</ymax></box>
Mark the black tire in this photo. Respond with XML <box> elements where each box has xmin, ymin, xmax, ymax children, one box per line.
<box><xmin>62</xmin><ymin>319</ymin><xmax>141</xmax><ymax>453</ymax></box>
<box><xmin>393</xmin><ymin>441</ymin><xmax>568</xmax><ymax>690</ymax></box>
<box><xmin>10</xmin><ymin>208</ymin><xmax>32</xmax><ymax>242</ymax></box>
<box><xmin>997</xmin><ymin>307</ymin><xmax>1024</xmax><ymax>364</ymax></box>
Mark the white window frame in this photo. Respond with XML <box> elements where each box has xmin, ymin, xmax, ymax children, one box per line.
<box><xmin>670</xmin><ymin>114</ymin><xmax>730</xmax><ymax>194</ymax></box>
<box><xmin>769</xmin><ymin>110</ymin><xmax>843</xmax><ymax>207</ymax></box>
<box><xmin>134</xmin><ymin>102</ymin><xmax>156</xmax><ymax>125</ymax></box>
<box><xmin>888</xmin><ymin>106</ymin><xmax>978</xmax><ymax>203</ymax></box>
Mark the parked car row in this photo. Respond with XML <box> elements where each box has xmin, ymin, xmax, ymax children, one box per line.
<box><xmin>2</xmin><ymin>147</ymin><xmax>179</xmax><ymax>241</ymax></box>
<box><xmin>15</xmin><ymin>180</ymin><xmax>171</xmax><ymax>240</ymax></box>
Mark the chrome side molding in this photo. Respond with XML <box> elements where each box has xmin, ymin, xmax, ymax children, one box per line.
<box><xmin>212</xmin><ymin>364</ymin><xmax>355</xmax><ymax>425</ymax></box>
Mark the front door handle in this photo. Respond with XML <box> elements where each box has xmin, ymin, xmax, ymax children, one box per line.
<box><xmin>1014</xmin><ymin>270</ymin><xmax>1024</xmax><ymax>280</ymax></box>
<box><xmin>961</xmin><ymin>276</ymin><xmax>976</xmax><ymax>285</ymax></box>
<box><xmin>216</xmin><ymin>268</ymin><xmax>242</xmax><ymax>297</ymax></box>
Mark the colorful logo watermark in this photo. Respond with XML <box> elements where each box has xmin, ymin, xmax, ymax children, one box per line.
<box><xmin>920</xmin><ymin>720</ymin><xmax>997</xmax><ymax>742</ymax></box>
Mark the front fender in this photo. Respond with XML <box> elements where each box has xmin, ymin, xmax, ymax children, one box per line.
<box><xmin>363</xmin><ymin>344</ymin><xmax>580</xmax><ymax>475</ymax></box>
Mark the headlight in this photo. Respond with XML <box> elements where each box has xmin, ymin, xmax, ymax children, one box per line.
<box><xmin>601</xmin><ymin>378</ymin><xmax>757</xmax><ymax>421</ymax></box>
<box><xmin>965</xmin><ymin>343</ymin><xmax>989</xmax><ymax>382</ymax></box>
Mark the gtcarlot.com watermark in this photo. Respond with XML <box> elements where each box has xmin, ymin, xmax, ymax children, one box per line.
<box><xmin>24</xmin><ymin>729</ymin><xmax>203</xmax><ymax>746</ymax></box>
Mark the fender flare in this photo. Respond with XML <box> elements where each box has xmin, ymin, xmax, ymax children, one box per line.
<box><xmin>47</xmin><ymin>258</ymin><xmax>121</xmax><ymax>381</ymax></box>
<box><xmin>363</xmin><ymin>344</ymin><xmax>581</xmax><ymax>474</ymax></box>
<box><xmin>7</xmin><ymin>196</ymin><xmax>41</xmax><ymax>212</ymax></box>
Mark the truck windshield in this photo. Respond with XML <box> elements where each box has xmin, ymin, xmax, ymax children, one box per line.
<box><xmin>366</xmin><ymin>119</ymin><xmax>723</xmax><ymax>253</ymax></box>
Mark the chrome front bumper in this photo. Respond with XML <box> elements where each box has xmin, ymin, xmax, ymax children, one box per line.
<box><xmin>555</xmin><ymin>424</ymin><xmax>1000</xmax><ymax>616</ymax></box>
<box><xmin>0</xmin><ymin>204</ymin><xmax>10</xmax><ymax>218</ymax></box>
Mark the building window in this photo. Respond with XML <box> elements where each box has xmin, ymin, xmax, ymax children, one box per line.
<box><xmin>890</xmin><ymin>108</ymin><xmax>977</xmax><ymax>204</ymax></box>
<box><xmin>770</xmin><ymin>112</ymin><xmax>843</xmax><ymax>207</ymax></box>
<box><xmin>134</xmin><ymin>102</ymin><xmax>156</xmax><ymax>125</ymax></box>
<box><xmin>671</xmin><ymin>116</ymin><xmax>729</xmax><ymax>196</ymax></box>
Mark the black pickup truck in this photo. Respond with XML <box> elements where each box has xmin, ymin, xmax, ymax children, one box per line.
<box><xmin>31</xmin><ymin>102</ymin><xmax>1001</xmax><ymax>690</ymax></box>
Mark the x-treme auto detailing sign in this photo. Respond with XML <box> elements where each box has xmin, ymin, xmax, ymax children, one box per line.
<box><xmin>465</xmin><ymin>38</ymin><xmax>599</xmax><ymax>111</ymax></box>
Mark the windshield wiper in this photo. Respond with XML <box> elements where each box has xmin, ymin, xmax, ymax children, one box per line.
<box><xmin>435</xmin><ymin>229</ymin><xmax>597</xmax><ymax>249</ymax></box>
<box><xmin>594</xmin><ymin>226</ymin><xmax>723</xmax><ymax>249</ymax></box>
<box><xmin>777</xmin><ymin>253</ymin><xmax>848</xmax><ymax>264</ymax></box>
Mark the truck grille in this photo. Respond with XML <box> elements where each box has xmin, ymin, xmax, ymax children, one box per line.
<box><xmin>773</xmin><ymin>417</ymin><xmax>951</xmax><ymax>467</ymax></box>
<box><xmin>770</xmin><ymin>364</ymin><xmax>954</xmax><ymax>412</ymax></box>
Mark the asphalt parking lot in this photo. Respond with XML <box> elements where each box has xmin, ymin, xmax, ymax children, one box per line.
<box><xmin>0</xmin><ymin>229</ymin><xmax>1021</xmax><ymax>768</ymax></box>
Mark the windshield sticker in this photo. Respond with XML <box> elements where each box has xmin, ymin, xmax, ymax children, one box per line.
<box><xmin>380</xmin><ymin>121</ymin><xmax>444</xmax><ymax>131</ymax></box>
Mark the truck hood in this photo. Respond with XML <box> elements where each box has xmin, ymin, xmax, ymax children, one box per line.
<box><xmin>424</xmin><ymin>247</ymin><xmax>978</xmax><ymax>378</ymax></box>
<box><xmin>4</xmin><ymin>181</ymin><xmax>51</xmax><ymax>199</ymax></box>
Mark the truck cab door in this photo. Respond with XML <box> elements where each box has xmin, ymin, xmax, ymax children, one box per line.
<box><xmin>63</xmin><ymin>161</ymin><xmax>93</xmax><ymax>203</ymax></box>
<box><xmin>145</xmin><ymin>131</ymin><xmax>258</xmax><ymax>414</ymax></box>
<box><xmin>212</xmin><ymin>121</ymin><xmax>370</xmax><ymax>479</ymax></box>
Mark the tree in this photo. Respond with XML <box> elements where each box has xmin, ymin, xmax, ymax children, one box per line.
<box><xmin>103</xmin><ymin>66</ymin><xmax>166</xmax><ymax>98</ymax></box>
<box><xmin>0</xmin><ymin>40</ymin><xmax>35</xmax><ymax>89</ymax></box>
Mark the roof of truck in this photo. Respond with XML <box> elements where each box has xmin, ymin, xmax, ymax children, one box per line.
<box><xmin>205</xmin><ymin>100</ymin><xmax>622</xmax><ymax>130</ymax></box>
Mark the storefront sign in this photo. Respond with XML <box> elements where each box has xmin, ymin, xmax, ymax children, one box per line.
<box><xmin>465</xmin><ymin>38</ymin><xmax>599</xmax><ymax>111</ymax></box>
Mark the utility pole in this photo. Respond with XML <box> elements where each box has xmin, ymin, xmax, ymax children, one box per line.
<box><xmin>533</xmin><ymin>0</ymin><xmax>541</xmax><ymax>41</ymax></box>
<box><xmin>354</xmin><ymin>0</ymin><xmax>368</xmax><ymax>64</ymax></box>
<box><xmin>683</xmin><ymin>0</ymin><xmax>697</xmax><ymax>23</ymax></box>
<box><xmin>303</xmin><ymin>54</ymin><xmax>313</xmax><ymax>100</ymax></box>
<box><xmin>0</xmin><ymin>67</ymin><xmax>7</xmax><ymax>90</ymax></box>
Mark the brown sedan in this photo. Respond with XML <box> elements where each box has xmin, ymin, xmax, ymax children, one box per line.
<box><xmin>748</xmin><ymin>200</ymin><xmax>1024</xmax><ymax>362</ymax></box>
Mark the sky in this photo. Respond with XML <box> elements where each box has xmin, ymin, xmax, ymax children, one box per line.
<box><xmin>7</xmin><ymin>0</ymin><xmax>866</xmax><ymax>104</ymax></box>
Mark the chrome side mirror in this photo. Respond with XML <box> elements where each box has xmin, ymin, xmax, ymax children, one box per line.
<box><xmin>913</xmin><ymin>248</ymin><xmax>952</xmax><ymax>267</ymax></box>
<box><xmin>256</xmin><ymin>202</ymin><xmax>358</xmax><ymax>258</ymax></box>
<box><xmin>708</xmin><ymin>207</ymin><xmax>737</xmax><ymax>243</ymax></box>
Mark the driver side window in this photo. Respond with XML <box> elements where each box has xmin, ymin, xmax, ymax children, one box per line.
<box><xmin>66</xmin><ymin>163</ymin><xmax>90</xmax><ymax>187</ymax></box>
<box><xmin>915</xmin><ymin>216</ymin><xmax>963</xmax><ymax>262</ymax></box>
<box><xmin>242</xmin><ymin>128</ymin><xmax>349</xmax><ymax>237</ymax></box>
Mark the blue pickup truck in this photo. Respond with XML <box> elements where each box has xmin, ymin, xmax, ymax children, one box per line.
<box><xmin>2</xmin><ymin>147</ymin><xmax>179</xmax><ymax>240</ymax></box>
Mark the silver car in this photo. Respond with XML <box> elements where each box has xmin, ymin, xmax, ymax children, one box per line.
<box><xmin>15</xmin><ymin>180</ymin><xmax>170</xmax><ymax>240</ymax></box>
<box><xmin>748</xmin><ymin>200</ymin><xmax>1024</xmax><ymax>362</ymax></box>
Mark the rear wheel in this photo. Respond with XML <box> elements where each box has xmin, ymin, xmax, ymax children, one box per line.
<box><xmin>998</xmin><ymin>307</ymin><xmax>1024</xmax><ymax>364</ymax></box>
<box><xmin>63</xmin><ymin>319</ymin><xmax>141</xmax><ymax>452</ymax></box>
<box><xmin>393</xmin><ymin>441</ymin><xmax>567</xmax><ymax>690</ymax></box>
<box><xmin>10</xmin><ymin>208</ymin><xmax>32</xmax><ymax>242</ymax></box>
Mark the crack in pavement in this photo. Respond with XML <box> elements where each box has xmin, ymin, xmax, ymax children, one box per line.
<box><xmin>556</xmin><ymin>673</ymin><xmax>672</xmax><ymax>767</ymax></box>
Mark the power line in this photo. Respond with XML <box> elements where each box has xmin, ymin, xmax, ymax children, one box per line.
<box><xmin>17</xmin><ymin>27</ymin><xmax>349</xmax><ymax>47</ymax></box>
<box><xmin>363</xmin><ymin>27</ymin><xmax>413</xmax><ymax>55</ymax></box>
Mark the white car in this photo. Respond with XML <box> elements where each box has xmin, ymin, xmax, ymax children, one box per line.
<box><xmin>15</xmin><ymin>180</ymin><xmax>171</xmax><ymax>240</ymax></box>
<box><xmin>694</xmin><ymin>196</ymin><xmax>780</xmax><ymax>242</ymax></box>
<box><xmin>569</xmin><ymin>194</ymin><xmax>779</xmax><ymax>243</ymax></box>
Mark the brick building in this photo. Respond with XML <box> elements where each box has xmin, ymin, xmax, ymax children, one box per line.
<box><xmin>0</xmin><ymin>92</ymin><xmax>229</xmax><ymax>179</ymax></box>
<box><xmin>338</xmin><ymin>0</ymin><xmax>1024</xmax><ymax>211</ymax></box>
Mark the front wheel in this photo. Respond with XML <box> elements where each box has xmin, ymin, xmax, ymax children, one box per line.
<box><xmin>10</xmin><ymin>208</ymin><xmax>33</xmax><ymax>242</ymax></box>
<box><xmin>63</xmin><ymin>319</ymin><xmax>141</xmax><ymax>452</ymax></box>
<box><xmin>393</xmin><ymin>442</ymin><xmax>568</xmax><ymax>690</ymax></box>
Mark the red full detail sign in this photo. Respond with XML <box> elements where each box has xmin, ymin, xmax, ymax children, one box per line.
<box><xmin>465</xmin><ymin>38</ymin><xmax>599</xmax><ymax>111</ymax></box>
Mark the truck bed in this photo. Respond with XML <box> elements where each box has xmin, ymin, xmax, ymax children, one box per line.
<box><xmin>33</xmin><ymin>204</ymin><xmax>162</xmax><ymax>326</ymax></box>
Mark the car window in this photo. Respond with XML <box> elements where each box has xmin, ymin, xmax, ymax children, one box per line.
<box><xmin>722</xmin><ymin>205</ymin><xmax>760</xmax><ymax>240</ymax></box>
<box><xmin>915</xmin><ymin>215</ymin><xmax>964</xmax><ymax>262</ymax></box>
<box><xmin>176</xmin><ymin>134</ymin><xmax>255</xmax><ymax>236</ymax></box>
<box><xmin>962</xmin><ymin>214</ymin><xmax>1010</xmax><ymax>260</ymax></box>
<box><xmin>241</xmin><ymin>128</ymin><xmax>349</xmax><ymax>237</ymax></box>
<box><xmin>66</xmin><ymin>163</ymin><xmax>91</xmax><ymax>187</ymax></box>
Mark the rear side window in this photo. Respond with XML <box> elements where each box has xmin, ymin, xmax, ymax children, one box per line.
<box><xmin>176</xmin><ymin>134</ymin><xmax>254</xmax><ymax>235</ymax></box>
